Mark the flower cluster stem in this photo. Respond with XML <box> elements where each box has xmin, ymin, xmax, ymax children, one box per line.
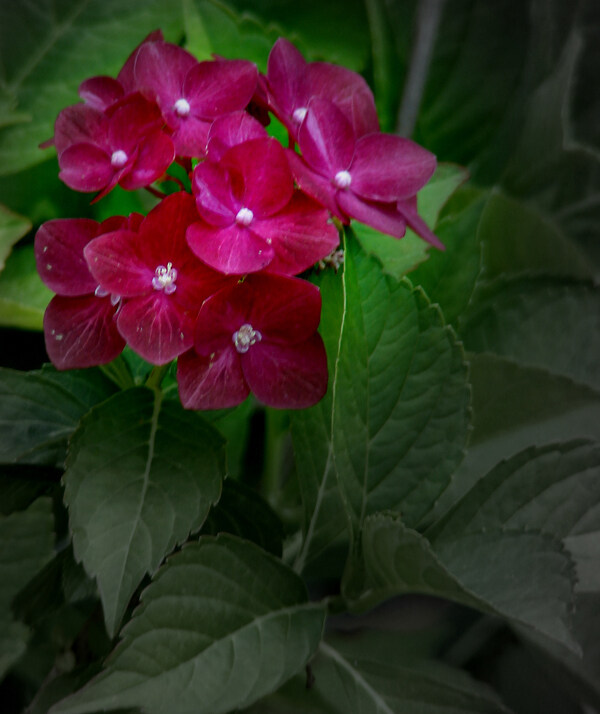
<box><xmin>145</xmin><ymin>363</ymin><xmax>171</xmax><ymax>390</ymax></box>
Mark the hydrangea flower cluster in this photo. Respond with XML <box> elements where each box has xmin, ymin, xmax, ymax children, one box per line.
<box><xmin>35</xmin><ymin>32</ymin><xmax>441</xmax><ymax>410</ymax></box>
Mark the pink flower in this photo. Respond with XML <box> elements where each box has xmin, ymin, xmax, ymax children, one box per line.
<box><xmin>84</xmin><ymin>192</ymin><xmax>232</xmax><ymax>365</ymax></box>
<box><xmin>205</xmin><ymin>110</ymin><xmax>268</xmax><ymax>163</ymax></box>
<box><xmin>132</xmin><ymin>40</ymin><xmax>258</xmax><ymax>157</ymax></box>
<box><xmin>55</xmin><ymin>93</ymin><xmax>175</xmax><ymax>199</ymax></box>
<box><xmin>265</xmin><ymin>37</ymin><xmax>379</xmax><ymax>142</ymax></box>
<box><xmin>34</xmin><ymin>216</ymin><xmax>143</xmax><ymax>369</ymax></box>
<box><xmin>288</xmin><ymin>97</ymin><xmax>443</xmax><ymax>248</ymax></box>
<box><xmin>177</xmin><ymin>273</ymin><xmax>327</xmax><ymax>410</ymax></box>
<box><xmin>187</xmin><ymin>136</ymin><xmax>339</xmax><ymax>275</ymax></box>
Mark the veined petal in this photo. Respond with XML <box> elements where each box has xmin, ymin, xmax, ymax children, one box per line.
<box><xmin>298</xmin><ymin>97</ymin><xmax>355</xmax><ymax>176</ymax></box>
<box><xmin>286</xmin><ymin>150</ymin><xmax>344</xmax><ymax>219</ymax></box>
<box><xmin>35</xmin><ymin>218</ymin><xmax>100</xmax><ymax>295</ymax></box>
<box><xmin>107</xmin><ymin>94</ymin><xmax>165</xmax><ymax>154</ymax></box>
<box><xmin>119</xmin><ymin>130</ymin><xmax>174</xmax><ymax>189</ymax></box>
<box><xmin>192</xmin><ymin>161</ymin><xmax>237</xmax><ymax>226</ymax></box>
<box><xmin>170</xmin><ymin>116</ymin><xmax>211</xmax><ymax>158</ymax></box>
<box><xmin>183</xmin><ymin>59</ymin><xmax>258</xmax><ymax>117</ymax></box>
<box><xmin>43</xmin><ymin>294</ymin><xmax>124</xmax><ymax>370</ymax></box>
<box><xmin>350</xmin><ymin>134</ymin><xmax>437</xmax><ymax>202</ymax></box>
<box><xmin>397</xmin><ymin>196</ymin><xmax>445</xmax><ymax>250</ymax></box>
<box><xmin>117</xmin><ymin>293</ymin><xmax>192</xmax><ymax>364</ymax></box>
<box><xmin>84</xmin><ymin>230</ymin><xmax>151</xmax><ymax>297</ymax></box>
<box><xmin>58</xmin><ymin>143</ymin><xmax>114</xmax><ymax>192</ymax></box>
<box><xmin>54</xmin><ymin>104</ymin><xmax>105</xmax><ymax>156</ymax></box>
<box><xmin>117</xmin><ymin>29</ymin><xmax>164</xmax><ymax>92</ymax></box>
<box><xmin>177</xmin><ymin>347</ymin><xmax>249</xmax><ymax>410</ymax></box>
<box><xmin>242</xmin><ymin>334</ymin><xmax>327</xmax><ymax>409</ymax></box>
<box><xmin>78</xmin><ymin>76</ymin><xmax>124</xmax><ymax>110</ymax></box>
<box><xmin>186</xmin><ymin>221</ymin><xmax>274</xmax><ymax>274</ymax></box>
<box><xmin>133</xmin><ymin>40</ymin><xmax>197</xmax><ymax>108</ymax></box>
<box><xmin>266</xmin><ymin>37</ymin><xmax>307</xmax><ymax>120</ymax></box>
<box><xmin>221</xmin><ymin>138</ymin><xmax>293</xmax><ymax>218</ymax></box>
<box><xmin>336</xmin><ymin>191</ymin><xmax>407</xmax><ymax>239</ymax></box>
<box><xmin>206</xmin><ymin>111</ymin><xmax>267</xmax><ymax>163</ymax></box>
<box><xmin>254</xmin><ymin>192</ymin><xmax>339</xmax><ymax>275</ymax></box>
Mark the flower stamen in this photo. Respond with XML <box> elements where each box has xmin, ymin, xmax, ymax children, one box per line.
<box><xmin>152</xmin><ymin>262</ymin><xmax>178</xmax><ymax>294</ymax></box>
<box><xmin>110</xmin><ymin>150</ymin><xmax>128</xmax><ymax>168</ymax></box>
<box><xmin>235</xmin><ymin>207</ymin><xmax>254</xmax><ymax>227</ymax></box>
<box><xmin>233</xmin><ymin>323</ymin><xmax>262</xmax><ymax>353</ymax></box>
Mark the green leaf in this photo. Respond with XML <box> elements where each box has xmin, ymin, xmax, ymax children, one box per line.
<box><xmin>204</xmin><ymin>398</ymin><xmax>254</xmax><ymax>481</ymax></box>
<box><xmin>0</xmin><ymin>203</ymin><xmax>31</xmax><ymax>272</ymax></box>
<box><xmin>0</xmin><ymin>497</ymin><xmax>54</xmax><ymax>679</ymax></box>
<box><xmin>353</xmin><ymin>163</ymin><xmax>468</xmax><ymax>280</ymax></box>
<box><xmin>0</xmin><ymin>463</ymin><xmax>59</xmax><ymax>515</ymax></box>
<box><xmin>250</xmin><ymin>631</ymin><xmax>511</xmax><ymax>714</ymax></box>
<box><xmin>459</xmin><ymin>277</ymin><xmax>600</xmax><ymax>391</ymax></box>
<box><xmin>203</xmin><ymin>478</ymin><xmax>284</xmax><ymax>556</ymax></box>
<box><xmin>63</xmin><ymin>386</ymin><xmax>226</xmax><ymax>636</ymax></box>
<box><xmin>0</xmin><ymin>245</ymin><xmax>53</xmax><ymax>329</ymax></box>
<box><xmin>292</xmin><ymin>236</ymin><xmax>470</xmax><ymax>574</ymax></box>
<box><xmin>0</xmin><ymin>364</ymin><xmax>117</xmax><ymax>466</ymax></box>
<box><xmin>0</xmin><ymin>0</ymin><xmax>184</xmax><ymax>176</ymax></box>
<box><xmin>333</xmin><ymin>234</ymin><xmax>470</xmax><ymax>536</ymax></box>
<box><xmin>352</xmin><ymin>511</ymin><xmax>578</xmax><ymax>653</ymax></box>
<box><xmin>432</xmin><ymin>354</ymin><xmax>600</xmax><ymax>520</ymax></box>
<box><xmin>50</xmin><ymin>535</ymin><xmax>326</xmax><ymax>714</ymax></box>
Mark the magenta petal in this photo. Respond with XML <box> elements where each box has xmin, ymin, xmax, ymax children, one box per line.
<box><xmin>85</xmin><ymin>231</ymin><xmax>152</xmax><ymax>297</ymax></box>
<box><xmin>79</xmin><ymin>76</ymin><xmax>124</xmax><ymax>110</ymax></box>
<box><xmin>243</xmin><ymin>274</ymin><xmax>322</xmax><ymax>343</ymax></box>
<box><xmin>58</xmin><ymin>143</ymin><xmax>114</xmax><ymax>192</ymax></box>
<box><xmin>117</xmin><ymin>30</ymin><xmax>165</xmax><ymax>92</ymax></box>
<box><xmin>53</xmin><ymin>104</ymin><xmax>105</xmax><ymax>156</ymax></box>
<box><xmin>44</xmin><ymin>295</ymin><xmax>124</xmax><ymax>369</ymax></box>
<box><xmin>222</xmin><ymin>138</ymin><xmax>293</xmax><ymax>218</ymax></box>
<box><xmin>206</xmin><ymin>111</ymin><xmax>267</xmax><ymax>163</ymax></box>
<box><xmin>256</xmin><ymin>192</ymin><xmax>339</xmax><ymax>275</ymax></box>
<box><xmin>170</xmin><ymin>116</ymin><xmax>211</xmax><ymax>158</ymax></box>
<box><xmin>117</xmin><ymin>294</ymin><xmax>192</xmax><ymax>364</ymax></box>
<box><xmin>177</xmin><ymin>348</ymin><xmax>249</xmax><ymax>410</ymax></box>
<box><xmin>350</xmin><ymin>134</ymin><xmax>437</xmax><ymax>202</ymax></box>
<box><xmin>133</xmin><ymin>41</ymin><xmax>198</xmax><ymax>108</ymax></box>
<box><xmin>337</xmin><ymin>191</ymin><xmax>407</xmax><ymax>239</ymax></box>
<box><xmin>107</xmin><ymin>94</ymin><xmax>164</xmax><ymax>154</ymax></box>
<box><xmin>186</xmin><ymin>221</ymin><xmax>274</xmax><ymax>274</ymax></box>
<box><xmin>287</xmin><ymin>150</ymin><xmax>344</xmax><ymax>219</ymax></box>
<box><xmin>298</xmin><ymin>97</ymin><xmax>355</xmax><ymax>176</ymax></box>
<box><xmin>192</xmin><ymin>161</ymin><xmax>237</xmax><ymax>226</ymax></box>
<box><xmin>267</xmin><ymin>38</ymin><xmax>307</xmax><ymax>119</ymax></box>
<box><xmin>35</xmin><ymin>219</ymin><xmax>99</xmax><ymax>295</ymax></box>
<box><xmin>184</xmin><ymin>59</ymin><xmax>258</xmax><ymax>117</ymax></box>
<box><xmin>242</xmin><ymin>334</ymin><xmax>327</xmax><ymax>409</ymax></box>
<box><xmin>306</xmin><ymin>63</ymin><xmax>379</xmax><ymax>138</ymax></box>
<box><xmin>397</xmin><ymin>197</ymin><xmax>445</xmax><ymax>250</ymax></box>
<box><xmin>120</xmin><ymin>130</ymin><xmax>175</xmax><ymax>189</ymax></box>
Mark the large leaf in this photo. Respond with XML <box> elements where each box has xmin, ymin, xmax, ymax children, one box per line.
<box><xmin>64</xmin><ymin>386</ymin><xmax>226</xmax><ymax>636</ymax></box>
<box><xmin>432</xmin><ymin>354</ymin><xmax>600</xmax><ymax>517</ymax></box>
<box><xmin>353</xmin><ymin>163</ymin><xmax>469</xmax><ymax>280</ymax></box>
<box><xmin>0</xmin><ymin>364</ymin><xmax>117</xmax><ymax>466</ymax></box>
<box><xmin>247</xmin><ymin>631</ymin><xmax>511</xmax><ymax>714</ymax></box>
<box><xmin>0</xmin><ymin>0</ymin><xmax>184</xmax><ymax>176</ymax></box>
<box><xmin>292</xmin><ymin>235</ymin><xmax>470</xmax><ymax>574</ymax></box>
<box><xmin>459</xmin><ymin>277</ymin><xmax>600</xmax><ymax>390</ymax></box>
<box><xmin>0</xmin><ymin>497</ymin><xmax>54</xmax><ymax>679</ymax></box>
<box><xmin>0</xmin><ymin>204</ymin><xmax>31</xmax><ymax>272</ymax></box>
<box><xmin>352</xmin><ymin>511</ymin><xmax>578</xmax><ymax>653</ymax></box>
<box><xmin>0</xmin><ymin>245</ymin><xmax>53</xmax><ymax>329</ymax></box>
<box><xmin>50</xmin><ymin>534</ymin><xmax>326</xmax><ymax>714</ymax></box>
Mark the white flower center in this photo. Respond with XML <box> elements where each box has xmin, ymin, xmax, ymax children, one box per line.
<box><xmin>152</xmin><ymin>262</ymin><xmax>178</xmax><ymax>294</ymax></box>
<box><xmin>233</xmin><ymin>323</ymin><xmax>262</xmax><ymax>353</ymax></box>
<box><xmin>235</xmin><ymin>207</ymin><xmax>254</xmax><ymax>227</ymax></box>
<box><xmin>174</xmin><ymin>98</ymin><xmax>191</xmax><ymax>117</ymax></box>
<box><xmin>292</xmin><ymin>106</ymin><xmax>308</xmax><ymax>123</ymax></box>
<box><xmin>110</xmin><ymin>150</ymin><xmax>128</xmax><ymax>168</ymax></box>
<box><xmin>333</xmin><ymin>170</ymin><xmax>352</xmax><ymax>189</ymax></box>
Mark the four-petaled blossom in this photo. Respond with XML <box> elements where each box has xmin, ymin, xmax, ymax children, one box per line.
<box><xmin>188</xmin><ymin>136</ymin><xmax>339</xmax><ymax>275</ymax></box>
<box><xmin>84</xmin><ymin>192</ymin><xmax>233</xmax><ymax>365</ymax></box>
<box><xmin>177</xmin><ymin>273</ymin><xmax>328</xmax><ymax>409</ymax></box>
<box><xmin>34</xmin><ymin>216</ymin><xmax>142</xmax><ymax>368</ymax></box>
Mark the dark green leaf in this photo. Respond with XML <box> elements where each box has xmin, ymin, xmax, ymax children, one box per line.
<box><xmin>203</xmin><ymin>478</ymin><xmax>284</xmax><ymax>556</ymax></box>
<box><xmin>0</xmin><ymin>497</ymin><xmax>54</xmax><ymax>679</ymax></box>
<box><xmin>0</xmin><ymin>203</ymin><xmax>31</xmax><ymax>271</ymax></box>
<box><xmin>0</xmin><ymin>245</ymin><xmax>53</xmax><ymax>329</ymax></box>
<box><xmin>0</xmin><ymin>463</ymin><xmax>60</xmax><ymax>514</ymax></box>
<box><xmin>459</xmin><ymin>277</ymin><xmax>600</xmax><ymax>390</ymax></box>
<box><xmin>50</xmin><ymin>535</ymin><xmax>326</xmax><ymax>714</ymax></box>
<box><xmin>64</xmin><ymin>386</ymin><xmax>226</xmax><ymax>636</ymax></box>
<box><xmin>0</xmin><ymin>364</ymin><xmax>117</xmax><ymax>466</ymax></box>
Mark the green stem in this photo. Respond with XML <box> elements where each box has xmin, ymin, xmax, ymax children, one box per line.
<box><xmin>261</xmin><ymin>407</ymin><xmax>288</xmax><ymax>506</ymax></box>
<box><xmin>99</xmin><ymin>355</ymin><xmax>134</xmax><ymax>390</ymax></box>
<box><xmin>145</xmin><ymin>363</ymin><xmax>171</xmax><ymax>390</ymax></box>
